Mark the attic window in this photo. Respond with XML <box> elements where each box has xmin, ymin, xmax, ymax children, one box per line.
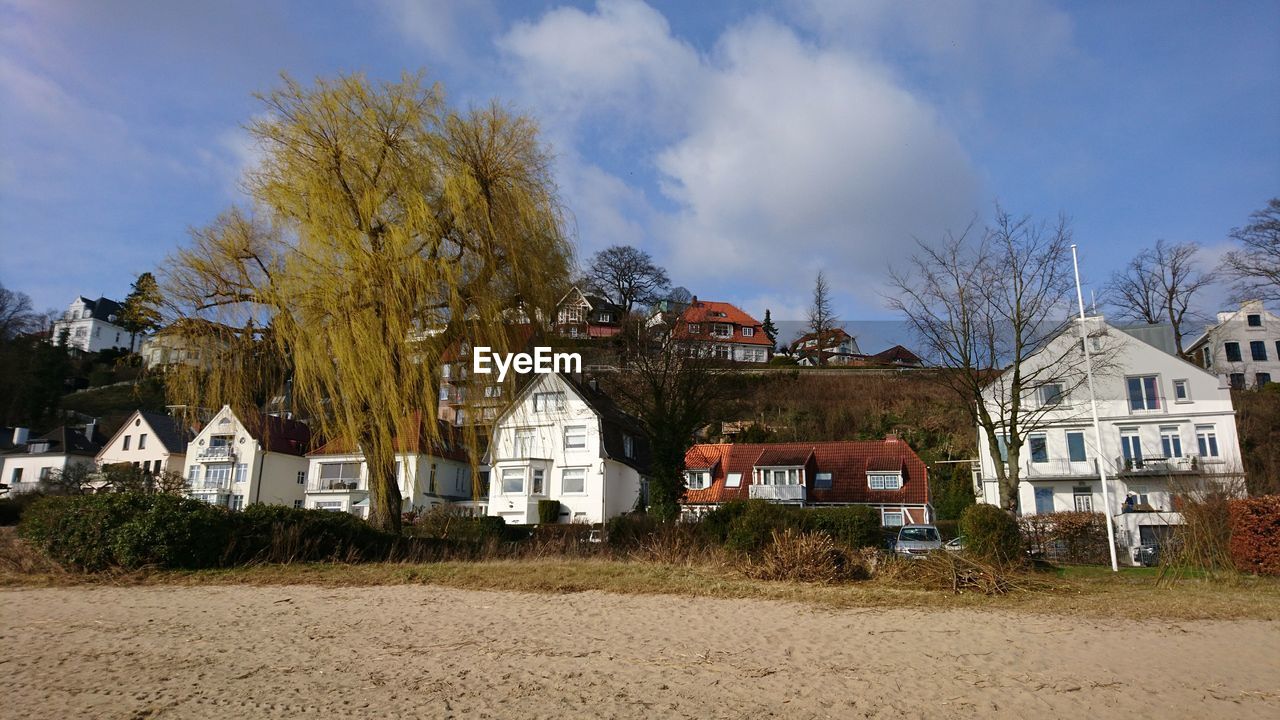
<box><xmin>742</xmin><ymin>327</ymin><xmax>754</xmax><ymax>337</ymax></box>
<box><xmin>687</xmin><ymin>323</ymin><xmax>701</xmax><ymax>334</ymax></box>
<box><xmin>814</xmin><ymin>472</ymin><xmax>833</xmax><ymax>490</ymax></box>
<box><xmin>28</xmin><ymin>442</ymin><xmax>50</xmax><ymax>454</ymax></box>
<box><xmin>868</xmin><ymin>472</ymin><xmax>903</xmax><ymax>490</ymax></box>
<box><xmin>725</xmin><ymin>472</ymin><xmax>742</xmax><ymax>488</ymax></box>
<box><xmin>685</xmin><ymin>471</ymin><xmax>710</xmax><ymax>490</ymax></box>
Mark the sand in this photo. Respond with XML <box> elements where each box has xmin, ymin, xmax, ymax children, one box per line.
<box><xmin>1</xmin><ymin>584</ymin><xmax>1277</xmax><ymax>719</ymax></box>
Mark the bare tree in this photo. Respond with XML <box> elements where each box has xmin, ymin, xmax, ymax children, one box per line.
<box><xmin>889</xmin><ymin>207</ymin><xmax>1101</xmax><ymax>512</ymax></box>
<box><xmin>587</xmin><ymin>245</ymin><xmax>670</xmax><ymax>316</ymax></box>
<box><xmin>1107</xmin><ymin>239</ymin><xmax>1214</xmax><ymax>357</ymax></box>
<box><xmin>1222</xmin><ymin>198</ymin><xmax>1280</xmax><ymax>304</ymax></box>
<box><xmin>44</xmin><ymin>464</ymin><xmax>94</xmax><ymax>495</ymax></box>
<box><xmin>806</xmin><ymin>270</ymin><xmax>838</xmax><ymax>366</ymax></box>
<box><xmin>0</xmin><ymin>283</ymin><xmax>40</xmax><ymax>341</ymax></box>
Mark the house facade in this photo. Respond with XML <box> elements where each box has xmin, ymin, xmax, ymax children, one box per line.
<box><xmin>50</xmin><ymin>296</ymin><xmax>137</xmax><ymax>353</ymax></box>
<box><xmin>486</xmin><ymin>373</ymin><xmax>650</xmax><ymax>525</ymax></box>
<box><xmin>680</xmin><ymin>438</ymin><xmax>932</xmax><ymax>526</ymax></box>
<box><xmin>2</xmin><ymin>424</ymin><xmax>104</xmax><ymax>495</ymax></box>
<box><xmin>789</xmin><ymin>328</ymin><xmax>863</xmax><ymax>366</ymax></box>
<box><xmin>975</xmin><ymin>317</ymin><xmax>1245</xmax><ymax>564</ymax></box>
<box><xmin>672</xmin><ymin>298</ymin><xmax>771</xmax><ymax>363</ymax></box>
<box><xmin>437</xmin><ymin>324</ymin><xmax>538</xmax><ymax>428</ymax></box>
<box><xmin>305</xmin><ymin>420</ymin><xmax>475</xmax><ymax>517</ymax></box>
<box><xmin>96</xmin><ymin>410</ymin><xmax>191</xmax><ymax>476</ymax></box>
<box><xmin>1186</xmin><ymin>300</ymin><xmax>1280</xmax><ymax>390</ymax></box>
<box><xmin>553</xmin><ymin>287</ymin><xmax>624</xmax><ymax>339</ymax></box>
<box><xmin>183</xmin><ymin>406</ymin><xmax>312</xmax><ymax>510</ymax></box>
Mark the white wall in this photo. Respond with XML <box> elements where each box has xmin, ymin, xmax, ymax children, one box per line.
<box><xmin>97</xmin><ymin>411</ymin><xmax>183</xmax><ymax>475</ymax></box>
<box><xmin>1193</xmin><ymin>301</ymin><xmax>1280</xmax><ymax>389</ymax></box>
<box><xmin>184</xmin><ymin>406</ymin><xmax>307</xmax><ymax>510</ymax></box>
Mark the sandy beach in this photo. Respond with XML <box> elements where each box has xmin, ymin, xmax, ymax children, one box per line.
<box><xmin>2</xmin><ymin>584</ymin><xmax>1277</xmax><ymax>719</ymax></box>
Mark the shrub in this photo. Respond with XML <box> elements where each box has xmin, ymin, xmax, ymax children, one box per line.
<box><xmin>959</xmin><ymin>504</ymin><xmax>1023</xmax><ymax>566</ymax></box>
<box><xmin>1229</xmin><ymin>495</ymin><xmax>1280</xmax><ymax>576</ymax></box>
<box><xmin>698</xmin><ymin>500</ymin><xmax>751</xmax><ymax>544</ymax></box>
<box><xmin>407</xmin><ymin>507</ymin><xmax>506</xmax><ymax>544</ymax></box>
<box><xmin>226</xmin><ymin>504</ymin><xmax>392</xmax><ymax>564</ymax></box>
<box><xmin>1163</xmin><ymin>489</ymin><xmax>1236</xmax><ymax>579</ymax></box>
<box><xmin>721</xmin><ymin>500</ymin><xmax>801</xmax><ymax>554</ymax></box>
<box><xmin>933</xmin><ymin>519</ymin><xmax>960</xmax><ymax>541</ymax></box>
<box><xmin>741</xmin><ymin>529</ymin><xmax>867</xmax><ymax>583</ymax></box>
<box><xmin>0</xmin><ymin>493</ymin><xmax>45</xmax><ymax>526</ymax></box>
<box><xmin>802</xmin><ymin>506</ymin><xmax>881</xmax><ymax>549</ymax></box>
<box><xmin>537</xmin><ymin>499</ymin><xmax>561</xmax><ymax>524</ymax></box>
<box><xmin>1019</xmin><ymin>512</ymin><xmax>1111</xmax><ymax>565</ymax></box>
<box><xmin>19</xmin><ymin>494</ymin><xmax>233</xmax><ymax>571</ymax></box>
<box><xmin>605</xmin><ymin>512</ymin><xmax>659</xmax><ymax>550</ymax></box>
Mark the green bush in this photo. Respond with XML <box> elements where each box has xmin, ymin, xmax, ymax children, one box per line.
<box><xmin>226</xmin><ymin>504</ymin><xmax>392</xmax><ymax>564</ymax></box>
<box><xmin>605</xmin><ymin>512</ymin><xmax>659</xmax><ymax>550</ymax></box>
<box><xmin>537</xmin><ymin>499</ymin><xmax>561</xmax><ymax>524</ymax></box>
<box><xmin>407</xmin><ymin>507</ymin><xmax>506</xmax><ymax>543</ymax></box>
<box><xmin>698</xmin><ymin>500</ymin><xmax>751</xmax><ymax>544</ymax></box>
<box><xmin>802</xmin><ymin>506</ymin><xmax>881</xmax><ymax>549</ymax></box>
<box><xmin>0</xmin><ymin>493</ymin><xmax>45</xmax><ymax>526</ymax></box>
<box><xmin>722</xmin><ymin>500</ymin><xmax>802</xmax><ymax>554</ymax></box>
<box><xmin>959</xmin><ymin>504</ymin><xmax>1024</xmax><ymax>566</ymax></box>
<box><xmin>19</xmin><ymin>494</ymin><xmax>233</xmax><ymax>571</ymax></box>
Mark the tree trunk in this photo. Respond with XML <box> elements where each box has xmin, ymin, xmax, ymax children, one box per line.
<box><xmin>1001</xmin><ymin>446</ymin><xmax>1022</xmax><ymax>513</ymax></box>
<box><xmin>362</xmin><ymin>428</ymin><xmax>403</xmax><ymax>534</ymax></box>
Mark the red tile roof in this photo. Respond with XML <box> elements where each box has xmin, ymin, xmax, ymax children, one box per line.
<box><xmin>682</xmin><ymin>438</ymin><xmax>929</xmax><ymax>506</ymax></box>
<box><xmin>673</xmin><ymin>300</ymin><xmax>772</xmax><ymax>346</ymax></box>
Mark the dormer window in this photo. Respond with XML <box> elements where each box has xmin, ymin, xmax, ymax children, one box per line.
<box><xmin>598</xmin><ymin>311</ymin><xmax>614</xmax><ymax>323</ymax></box>
<box><xmin>757</xmin><ymin>467</ymin><xmax>801</xmax><ymax>485</ymax></box>
<box><xmin>742</xmin><ymin>327</ymin><xmax>755</xmax><ymax>337</ymax></box>
<box><xmin>685</xmin><ymin>470</ymin><xmax>711</xmax><ymax>490</ymax></box>
<box><xmin>687</xmin><ymin>323</ymin><xmax>701</xmax><ymax>334</ymax></box>
<box><xmin>868</xmin><ymin>472</ymin><xmax>903</xmax><ymax>490</ymax></box>
<box><xmin>28</xmin><ymin>441</ymin><xmax>50</xmax><ymax>454</ymax></box>
<box><xmin>1038</xmin><ymin>382</ymin><xmax>1065</xmax><ymax>406</ymax></box>
<box><xmin>712</xmin><ymin>323</ymin><xmax>732</xmax><ymax>338</ymax></box>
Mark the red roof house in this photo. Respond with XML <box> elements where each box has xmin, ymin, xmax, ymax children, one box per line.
<box><xmin>669</xmin><ymin>298</ymin><xmax>772</xmax><ymax>363</ymax></box>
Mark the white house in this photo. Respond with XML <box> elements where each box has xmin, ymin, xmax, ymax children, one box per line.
<box><xmin>2</xmin><ymin>424</ymin><xmax>104</xmax><ymax>495</ymax></box>
<box><xmin>50</xmin><ymin>296</ymin><xmax>138</xmax><ymax>353</ymax></box>
<box><xmin>96</xmin><ymin>410</ymin><xmax>191</xmax><ymax>476</ymax></box>
<box><xmin>183</xmin><ymin>405</ymin><xmax>312</xmax><ymax>510</ymax></box>
<box><xmin>975</xmin><ymin>317</ymin><xmax>1245</xmax><ymax>564</ymax></box>
<box><xmin>1186</xmin><ymin>300</ymin><xmax>1280</xmax><ymax>390</ymax></box>
<box><xmin>487</xmin><ymin>373</ymin><xmax>650</xmax><ymax>525</ymax></box>
<box><xmin>305</xmin><ymin>418</ymin><xmax>476</xmax><ymax>517</ymax></box>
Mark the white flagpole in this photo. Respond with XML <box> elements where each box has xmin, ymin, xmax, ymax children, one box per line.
<box><xmin>1071</xmin><ymin>244</ymin><xmax>1120</xmax><ymax>572</ymax></box>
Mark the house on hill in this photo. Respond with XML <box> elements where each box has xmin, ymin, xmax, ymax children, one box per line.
<box><xmin>554</xmin><ymin>287</ymin><xmax>624</xmax><ymax>339</ymax></box>
<box><xmin>183</xmin><ymin>406</ymin><xmax>313</xmax><ymax>510</ymax></box>
<box><xmin>680</xmin><ymin>437</ymin><xmax>932</xmax><ymax>526</ymax></box>
<box><xmin>486</xmin><ymin>372</ymin><xmax>650</xmax><ymax>525</ymax></box>
<box><xmin>304</xmin><ymin>415</ymin><xmax>476</xmax><ymax>517</ymax></box>
<box><xmin>667</xmin><ymin>298</ymin><xmax>771</xmax><ymax>363</ymax></box>
<box><xmin>1186</xmin><ymin>300</ymin><xmax>1280</xmax><ymax>390</ymax></box>
<box><xmin>789</xmin><ymin>328</ymin><xmax>863</xmax><ymax>366</ymax></box>
<box><xmin>50</xmin><ymin>296</ymin><xmax>137</xmax><ymax>353</ymax></box>
<box><xmin>974</xmin><ymin>316</ymin><xmax>1245</xmax><ymax>564</ymax></box>
<box><xmin>869</xmin><ymin>345</ymin><xmax>924</xmax><ymax>368</ymax></box>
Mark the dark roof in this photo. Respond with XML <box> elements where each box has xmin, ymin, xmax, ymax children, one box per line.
<box><xmin>789</xmin><ymin>328</ymin><xmax>853</xmax><ymax>352</ymax></box>
<box><xmin>583</xmin><ymin>294</ymin><xmax>624</xmax><ymax>314</ymax></box>
<box><xmin>3</xmin><ymin>425</ymin><xmax>104</xmax><ymax>458</ymax></box>
<box><xmin>560</xmin><ymin>374</ymin><xmax>652</xmax><ymax>475</ymax></box>
<box><xmin>135</xmin><ymin>411</ymin><xmax>193</xmax><ymax>453</ymax></box>
<box><xmin>239</xmin><ymin>413</ymin><xmax>313</xmax><ymax>456</ymax></box>
<box><xmin>870</xmin><ymin>345</ymin><xmax>923</xmax><ymax>366</ymax></box>
<box><xmin>78</xmin><ymin>296</ymin><xmax>125</xmax><ymax>322</ymax></box>
<box><xmin>682</xmin><ymin>438</ymin><xmax>929</xmax><ymax>506</ymax></box>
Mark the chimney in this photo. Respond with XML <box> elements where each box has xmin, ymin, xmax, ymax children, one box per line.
<box><xmin>83</xmin><ymin>420</ymin><xmax>97</xmax><ymax>442</ymax></box>
<box><xmin>12</xmin><ymin>427</ymin><xmax>29</xmax><ymax>445</ymax></box>
<box><xmin>884</xmin><ymin>432</ymin><xmax>899</xmax><ymax>443</ymax></box>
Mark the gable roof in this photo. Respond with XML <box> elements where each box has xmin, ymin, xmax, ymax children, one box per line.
<box><xmin>789</xmin><ymin>328</ymin><xmax>853</xmax><ymax>351</ymax></box>
<box><xmin>206</xmin><ymin>408</ymin><xmax>312</xmax><ymax>456</ymax></box>
<box><xmin>869</xmin><ymin>345</ymin><xmax>923</xmax><ymax>366</ymax></box>
<box><xmin>674</xmin><ymin>299</ymin><xmax>771</xmax><ymax>346</ymax></box>
<box><xmin>73</xmin><ymin>296</ymin><xmax>125</xmax><ymax>322</ymax></box>
<box><xmin>4</xmin><ymin>425</ymin><xmax>105</xmax><ymax>458</ymax></box>
<box><xmin>101</xmin><ymin>410</ymin><xmax>192</xmax><ymax>454</ymax></box>
<box><xmin>682</xmin><ymin>438</ymin><xmax>929</xmax><ymax>506</ymax></box>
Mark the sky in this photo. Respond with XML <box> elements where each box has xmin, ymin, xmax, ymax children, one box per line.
<box><xmin>1</xmin><ymin>0</ymin><xmax>1277</xmax><ymax>336</ymax></box>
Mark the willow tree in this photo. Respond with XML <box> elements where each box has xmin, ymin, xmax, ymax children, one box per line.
<box><xmin>164</xmin><ymin>73</ymin><xmax>572</xmax><ymax>532</ymax></box>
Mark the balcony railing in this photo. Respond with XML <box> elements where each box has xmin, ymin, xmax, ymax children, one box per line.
<box><xmin>749</xmin><ymin>484</ymin><xmax>806</xmax><ymax>503</ymax></box>
<box><xmin>1022</xmin><ymin>458</ymin><xmax>1098</xmax><ymax>479</ymax></box>
<box><xmin>196</xmin><ymin>446</ymin><xmax>236</xmax><ymax>462</ymax></box>
<box><xmin>190</xmin><ymin>479</ymin><xmax>230</xmax><ymax>492</ymax></box>
<box><xmin>1113</xmin><ymin>455</ymin><xmax>1220</xmax><ymax>475</ymax></box>
<box><xmin>308</xmin><ymin>479</ymin><xmax>363</xmax><ymax>493</ymax></box>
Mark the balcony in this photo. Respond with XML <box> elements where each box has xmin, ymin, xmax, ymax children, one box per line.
<box><xmin>191</xmin><ymin>478</ymin><xmax>231</xmax><ymax>492</ymax></box>
<box><xmin>1113</xmin><ymin>455</ymin><xmax>1222</xmax><ymax>476</ymax></box>
<box><xmin>196</xmin><ymin>446</ymin><xmax>236</xmax><ymax>462</ymax></box>
<box><xmin>1022</xmin><ymin>459</ymin><xmax>1099</xmax><ymax>479</ymax></box>
<box><xmin>749</xmin><ymin>484</ymin><xmax>806</xmax><ymax>503</ymax></box>
<box><xmin>308</xmin><ymin>479</ymin><xmax>363</xmax><ymax>493</ymax></box>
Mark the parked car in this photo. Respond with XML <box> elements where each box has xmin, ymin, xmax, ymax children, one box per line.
<box><xmin>944</xmin><ymin>536</ymin><xmax>965</xmax><ymax>553</ymax></box>
<box><xmin>894</xmin><ymin>524</ymin><xmax>943</xmax><ymax>559</ymax></box>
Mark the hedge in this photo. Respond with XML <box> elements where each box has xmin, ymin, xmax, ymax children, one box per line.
<box><xmin>699</xmin><ymin>500</ymin><xmax>885</xmax><ymax>554</ymax></box>
<box><xmin>1019</xmin><ymin>511</ymin><xmax>1111</xmax><ymax>565</ymax></box>
<box><xmin>1229</xmin><ymin>496</ymin><xmax>1280</xmax><ymax>576</ymax></box>
<box><xmin>959</xmin><ymin>504</ymin><xmax>1024</xmax><ymax>566</ymax></box>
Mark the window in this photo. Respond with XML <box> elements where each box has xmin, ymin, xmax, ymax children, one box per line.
<box><xmin>441</xmin><ymin>364</ymin><xmax>451</xmax><ymax>379</ymax></box>
<box><xmin>1247</xmin><ymin>314</ymin><xmax>1262</xmax><ymax>327</ymax></box>
<box><xmin>561</xmin><ymin>305</ymin><xmax>583</xmax><ymax>323</ymax></box>
<box><xmin>564</xmin><ymin>426</ymin><xmax>587</xmax><ymax>450</ymax></box>
<box><xmin>138</xmin><ymin>433</ymin><xmax>147</xmax><ymax>450</ymax></box>
<box><xmin>1250</xmin><ymin>341</ymin><xmax>1268</xmax><ymax>361</ymax></box>
<box><xmin>814</xmin><ymin>472</ymin><xmax>832</xmax><ymax>490</ymax></box>
<box><xmin>742</xmin><ymin>327</ymin><xmax>754</xmax><ymax>337</ymax></box>
<box><xmin>1259</xmin><ymin>373</ymin><xmax>1273</xmax><ymax>387</ymax></box>
<box><xmin>996</xmin><ymin>434</ymin><xmax>1010</xmax><ymax>463</ymax></box>
<box><xmin>187</xmin><ymin>465</ymin><xmax>199</xmax><ymax>482</ymax></box>
<box><xmin>206</xmin><ymin>464</ymin><xmax>232</xmax><ymax>486</ymax></box>
<box><xmin>1073</xmin><ymin>488</ymin><xmax>1093</xmax><ymax>512</ymax></box>
<box><xmin>1203</xmin><ymin>346</ymin><xmax>1213</xmax><ymax>368</ymax></box>
<box><xmin>1160</xmin><ymin>426</ymin><xmax>1182</xmax><ymax>458</ymax></box>
<box><xmin>293</xmin><ymin>500</ymin><xmax>303</xmax><ymax>509</ymax></box>
<box><xmin>318</xmin><ymin>463</ymin><xmax>359</xmax><ymax>489</ymax></box>
<box><xmin>230</xmin><ymin>495</ymin><xmax>244</xmax><ymax>511</ymax></box>
<box><xmin>10</xmin><ymin>468</ymin><xmax>22</xmax><ymax>483</ymax></box>
<box><xmin>1170</xmin><ymin>380</ymin><xmax>1189</xmax><ymax>402</ymax></box>
<box><xmin>598</xmin><ymin>312</ymin><xmax>614</xmax><ymax>323</ymax></box>
<box><xmin>725</xmin><ymin>472</ymin><xmax>743</xmax><ymax>488</ymax></box>
<box><xmin>122</xmin><ymin>436</ymin><xmax>131</xmax><ymax>451</ymax></box>
<box><xmin>533</xmin><ymin>392</ymin><xmax>566</xmax><ymax>412</ymax></box>
<box><xmin>439</xmin><ymin>387</ymin><xmax>449</xmax><ymax>401</ymax></box>
<box><xmin>234</xmin><ymin>463</ymin><xmax>248</xmax><ymax>483</ymax></box>
<box><xmin>1230</xmin><ymin>373</ymin><xmax>1246</xmax><ymax>389</ymax></box>
<box><xmin>296</xmin><ymin>471</ymin><xmax>306</xmax><ymax>485</ymax></box>
<box><xmin>562</xmin><ymin>468</ymin><xmax>586</xmax><ymax>494</ymax></box>
<box><xmin>882</xmin><ymin>510</ymin><xmax>904</xmax><ymax>527</ymax></box>
<box><xmin>1130</xmin><ymin>485</ymin><xmax>1150</xmax><ymax>506</ymax></box>
<box><xmin>623</xmin><ymin>434</ymin><xmax>635</xmax><ymax>458</ymax></box>
<box><xmin>1038</xmin><ymin>382</ymin><xmax>1065</xmax><ymax>406</ymax></box>
<box><xmin>685</xmin><ymin>471</ymin><xmax>711</xmax><ymax>490</ymax></box>
<box><xmin>687</xmin><ymin>323</ymin><xmax>701</xmax><ymax>334</ymax></box>
<box><xmin>1126</xmin><ymin>376</ymin><xmax>1161</xmax><ymax>411</ymax></box>
<box><xmin>484</xmin><ymin>385</ymin><xmax>502</xmax><ymax>398</ymax></box>
<box><xmin>1029</xmin><ymin>434</ymin><xmax>1048</xmax><ymax>463</ymax></box>
<box><xmin>1276</xmin><ymin>340</ymin><xmax>1280</xmax><ymax>359</ymax></box>
<box><xmin>868</xmin><ymin>473</ymin><xmax>903</xmax><ymax>490</ymax></box>
<box><xmin>1120</xmin><ymin>429</ymin><xmax>1143</xmax><ymax>468</ymax></box>
<box><xmin>429</xmin><ymin>463</ymin><xmax>438</xmax><ymax>494</ymax></box>
<box><xmin>761</xmin><ymin>468</ymin><xmax>800</xmax><ymax>485</ymax></box>
<box><xmin>1035</xmin><ymin>487</ymin><xmax>1054</xmax><ymax>514</ymax></box>
<box><xmin>531</xmin><ymin>468</ymin><xmax>545</xmax><ymax>494</ymax></box>
<box><xmin>1225</xmin><ymin>342</ymin><xmax>1242</xmax><ymax>362</ymax></box>
<box><xmin>501</xmin><ymin>468</ymin><xmax>524</xmax><ymax>494</ymax></box>
<box><xmin>1196</xmin><ymin>425</ymin><xmax>1219</xmax><ymax>457</ymax></box>
<box><xmin>1066</xmin><ymin>431</ymin><xmax>1087</xmax><ymax>463</ymax></box>
<box><xmin>514</xmin><ymin>429</ymin><xmax>535</xmax><ymax>457</ymax></box>
<box><xmin>39</xmin><ymin>467</ymin><xmax>52</xmax><ymax>480</ymax></box>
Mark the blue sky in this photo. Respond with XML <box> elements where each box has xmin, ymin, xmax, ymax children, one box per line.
<box><xmin>2</xmin><ymin>0</ymin><xmax>1277</xmax><ymax>334</ymax></box>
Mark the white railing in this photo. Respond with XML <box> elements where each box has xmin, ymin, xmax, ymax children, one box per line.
<box><xmin>197</xmin><ymin>446</ymin><xmax>236</xmax><ymax>462</ymax></box>
<box><xmin>1022</xmin><ymin>459</ymin><xmax>1098</xmax><ymax>479</ymax></box>
<box><xmin>191</xmin><ymin>479</ymin><xmax>230</xmax><ymax>492</ymax></box>
<box><xmin>308</xmin><ymin>479</ymin><xmax>363</xmax><ymax>493</ymax></box>
<box><xmin>749</xmin><ymin>485</ymin><xmax>806</xmax><ymax>502</ymax></box>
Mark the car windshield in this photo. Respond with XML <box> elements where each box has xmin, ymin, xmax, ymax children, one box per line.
<box><xmin>900</xmin><ymin>527</ymin><xmax>939</xmax><ymax>542</ymax></box>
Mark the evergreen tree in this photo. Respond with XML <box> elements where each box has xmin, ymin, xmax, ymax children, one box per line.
<box><xmin>761</xmin><ymin>308</ymin><xmax>778</xmax><ymax>349</ymax></box>
<box><xmin>120</xmin><ymin>272</ymin><xmax>164</xmax><ymax>350</ymax></box>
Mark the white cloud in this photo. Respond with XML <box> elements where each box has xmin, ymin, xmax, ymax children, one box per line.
<box><xmin>374</xmin><ymin>0</ymin><xmax>501</xmax><ymax>68</ymax></box>
<box><xmin>499</xmin><ymin>1</ymin><xmax>983</xmax><ymax>316</ymax></box>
